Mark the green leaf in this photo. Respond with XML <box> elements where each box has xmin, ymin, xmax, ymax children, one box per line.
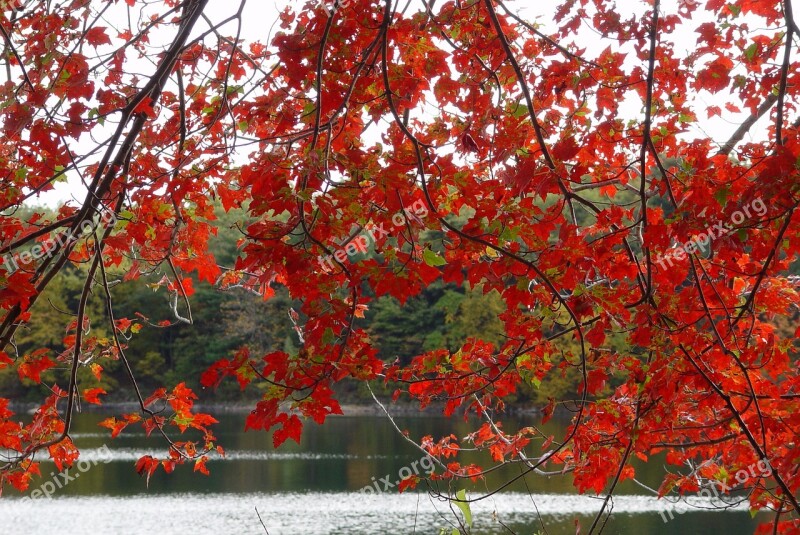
<box><xmin>498</xmin><ymin>226</ymin><xmax>519</xmax><ymax>242</ymax></box>
<box><xmin>714</xmin><ymin>186</ymin><xmax>731</xmax><ymax>207</ymax></box>
<box><xmin>173</xmin><ymin>414</ymin><xmax>193</xmax><ymax>428</ymax></box>
<box><xmin>743</xmin><ymin>43</ymin><xmax>757</xmax><ymax>61</ymax></box>
<box><xmin>454</xmin><ymin>489</ymin><xmax>472</xmax><ymax>527</ymax></box>
<box><xmin>423</xmin><ymin>249</ymin><xmax>446</xmax><ymax>267</ymax></box>
<box><xmin>511</xmin><ymin>104</ymin><xmax>528</xmax><ymax>119</ymax></box>
<box><xmin>322</xmin><ymin>327</ymin><xmax>335</xmax><ymax>345</ymax></box>
<box><xmin>528</xmin><ymin>373</ymin><xmax>541</xmax><ymax>388</ymax></box>
<box><xmin>226</xmin><ymin>85</ymin><xmax>244</xmax><ymax>96</ymax></box>
<box><xmin>53</xmin><ymin>167</ymin><xmax>68</xmax><ymax>183</ymax></box>
<box><xmin>736</xmin><ymin>228</ymin><xmax>747</xmax><ymax>241</ymax></box>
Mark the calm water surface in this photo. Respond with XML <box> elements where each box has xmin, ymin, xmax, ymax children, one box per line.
<box><xmin>0</xmin><ymin>411</ymin><xmax>765</xmax><ymax>534</ymax></box>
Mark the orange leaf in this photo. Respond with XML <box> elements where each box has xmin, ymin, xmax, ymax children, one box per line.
<box><xmin>82</xmin><ymin>388</ymin><xmax>106</xmax><ymax>405</ymax></box>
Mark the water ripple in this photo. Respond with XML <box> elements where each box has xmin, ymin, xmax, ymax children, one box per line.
<box><xmin>0</xmin><ymin>491</ymin><xmax>751</xmax><ymax>535</ymax></box>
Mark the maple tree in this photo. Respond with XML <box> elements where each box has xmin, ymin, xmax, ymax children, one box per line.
<box><xmin>1</xmin><ymin>0</ymin><xmax>800</xmax><ymax>532</ymax></box>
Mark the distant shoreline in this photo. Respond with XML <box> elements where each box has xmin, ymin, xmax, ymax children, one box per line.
<box><xmin>8</xmin><ymin>400</ymin><xmax>542</xmax><ymax>417</ymax></box>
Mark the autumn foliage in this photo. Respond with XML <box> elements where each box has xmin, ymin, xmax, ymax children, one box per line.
<box><xmin>1</xmin><ymin>0</ymin><xmax>800</xmax><ymax>531</ymax></box>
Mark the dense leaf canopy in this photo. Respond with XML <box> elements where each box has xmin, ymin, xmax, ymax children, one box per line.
<box><xmin>1</xmin><ymin>0</ymin><xmax>799</xmax><ymax>531</ymax></box>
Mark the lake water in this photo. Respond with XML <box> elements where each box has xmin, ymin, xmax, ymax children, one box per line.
<box><xmin>0</xmin><ymin>411</ymin><xmax>765</xmax><ymax>534</ymax></box>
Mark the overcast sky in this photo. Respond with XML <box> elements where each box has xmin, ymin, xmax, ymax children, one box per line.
<box><xmin>26</xmin><ymin>0</ymin><xmax>779</xmax><ymax>208</ymax></box>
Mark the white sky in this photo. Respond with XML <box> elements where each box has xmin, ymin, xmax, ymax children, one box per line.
<box><xmin>25</xmin><ymin>0</ymin><xmax>784</xmax><ymax>207</ymax></box>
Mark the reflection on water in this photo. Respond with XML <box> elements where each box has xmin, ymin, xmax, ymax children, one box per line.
<box><xmin>0</xmin><ymin>492</ymin><xmax>760</xmax><ymax>535</ymax></box>
<box><xmin>0</xmin><ymin>411</ymin><xmax>765</xmax><ymax>534</ymax></box>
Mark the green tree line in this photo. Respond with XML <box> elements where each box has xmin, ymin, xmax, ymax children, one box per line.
<box><xmin>5</xmin><ymin>198</ymin><xmax>795</xmax><ymax>407</ymax></box>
